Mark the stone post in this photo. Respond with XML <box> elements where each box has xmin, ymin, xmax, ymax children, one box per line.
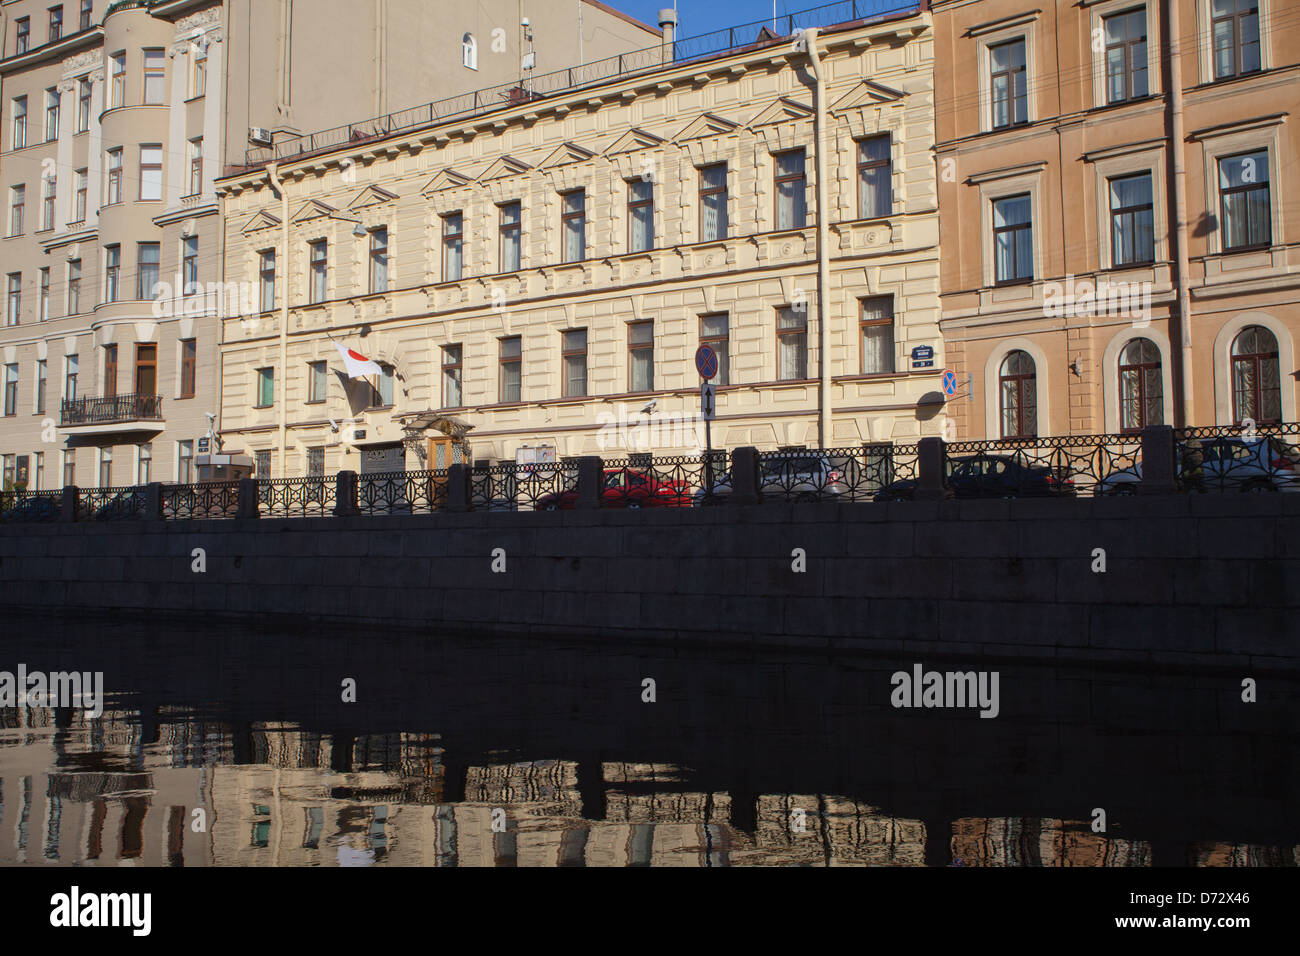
<box><xmin>729</xmin><ymin>446</ymin><xmax>760</xmax><ymax>505</ymax></box>
<box><xmin>914</xmin><ymin>437</ymin><xmax>947</xmax><ymax>500</ymax></box>
<box><xmin>576</xmin><ymin>456</ymin><xmax>604</xmax><ymax>509</ymax></box>
<box><xmin>237</xmin><ymin>478</ymin><xmax>261</xmax><ymax>519</ymax></box>
<box><xmin>334</xmin><ymin>470</ymin><xmax>360</xmax><ymax>516</ymax></box>
<box><xmin>1138</xmin><ymin>424</ymin><xmax>1178</xmax><ymax>495</ymax></box>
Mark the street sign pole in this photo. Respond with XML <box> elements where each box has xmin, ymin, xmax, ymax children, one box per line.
<box><xmin>695</xmin><ymin>344</ymin><xmax>720</xmax><ymax>496</ymax></box>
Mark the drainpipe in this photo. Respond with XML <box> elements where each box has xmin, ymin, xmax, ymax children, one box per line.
<box><xmin>269</xmin><ymin>162</ymin><xmax>290</xmax><ymax>475</ymax></box>
<box><xmin>804</xmin><ymin>28</ymin><xmax>832</xmax><ymax>448</ymax></box>
<box><xmin>1167</xmin><ymin>1</ymin><xmax>1194</xmax><ymax>426</ymax></box>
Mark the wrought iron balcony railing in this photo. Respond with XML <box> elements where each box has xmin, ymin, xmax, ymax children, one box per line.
<box><xmin>60</xmin><ymin>392</ymin><xmax>164</xmax><ymax>427</ymax></box>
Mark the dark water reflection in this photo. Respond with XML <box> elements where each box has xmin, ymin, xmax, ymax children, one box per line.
<box><xmin>0</xmin><ymin>614</ymin><xmax>1296</xmax><ymax>867</ymax></box>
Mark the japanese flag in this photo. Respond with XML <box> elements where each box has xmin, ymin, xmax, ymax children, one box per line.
<box><xmin>335</xmin><ymin>342</ymin><xmax>381</xmax><ymax>378</ymax></box>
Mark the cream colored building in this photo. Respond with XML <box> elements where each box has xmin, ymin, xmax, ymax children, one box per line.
<box><xmin>215</xmin><ymin>6</ymin><xmax>944</xmax><ymax>477</ymax></box>
<box><xmin>0</xmin><ymin>0</ymin><xmax>659</xmax><ymax>491</ymax></box>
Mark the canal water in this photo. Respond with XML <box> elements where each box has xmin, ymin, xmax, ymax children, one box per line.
<box><xmin>0</xmin><ymin>613</ymin><xmax>1295</xmax><ymax>867</ymax></box>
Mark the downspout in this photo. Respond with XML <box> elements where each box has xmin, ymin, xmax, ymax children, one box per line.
<box><xmin>269</xmin><ymin>162</ymin><xmax>290</xmax><ymax>475</ymax></box>
<box><xmin>804</xmin><ymin>28</ymin><xmax>832</xmax><ymax>448</ymax></box>
<box><xmin>1167</xmin><ymin>1</ymin><xmax>1194</xmax><ymax>426</ymax></box>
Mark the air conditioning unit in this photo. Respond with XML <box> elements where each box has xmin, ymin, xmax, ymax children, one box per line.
<box><xmin>248</xmin><ymin>127</ymin><xmax>273</xmax><ymax>147</ymax></box>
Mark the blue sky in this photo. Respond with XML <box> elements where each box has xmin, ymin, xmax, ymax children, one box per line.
<box><xmin>619</xmin><ymin>0</ymin><xmax>807</xmax><ymax>39</ymax></box>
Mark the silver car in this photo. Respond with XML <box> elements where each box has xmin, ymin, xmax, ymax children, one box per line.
<box><xmin>1099</xmin><ymin>436</ymin><xmax>1300</xmax><ymax>494</ymax></box>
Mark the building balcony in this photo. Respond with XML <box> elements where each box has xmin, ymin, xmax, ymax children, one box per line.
<box><xmin>59</xmin><ymin>393</ymin><xmax>165</xmax><ymax>435</ymax></box>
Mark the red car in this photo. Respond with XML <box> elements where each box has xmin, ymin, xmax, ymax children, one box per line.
<box><xmin>535</xmin><ymin>467</ymin><xmax>691</xmax><ymax>510</ymax></box>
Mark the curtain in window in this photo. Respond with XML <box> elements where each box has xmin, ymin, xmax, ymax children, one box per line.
<box><xmin>858</xmin><ymin>137</ymin><xmax>891</xmax><ymax>219</ymax></box>
<box><xmin>700</xmin><ymin>166</ymin><xmax>727</xmax><ymax>241</ymax></box>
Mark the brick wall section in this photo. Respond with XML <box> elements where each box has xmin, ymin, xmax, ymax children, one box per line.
<box><xmin>2</xmin><ymin>493</ymin><xmax>1296</xmax><ymax>670</ymax></box>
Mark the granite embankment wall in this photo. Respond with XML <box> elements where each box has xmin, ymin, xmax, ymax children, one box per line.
<box><xmin>1</xmin><ymin>493</ymin><xmax>1296</xmax><ymax>670</ymax></box>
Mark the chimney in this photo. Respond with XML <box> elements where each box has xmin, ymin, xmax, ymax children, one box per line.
<box><xmin>658</xmin><ymin>8</ymin><xmax>677</xmax><ymax>62</ymax></box>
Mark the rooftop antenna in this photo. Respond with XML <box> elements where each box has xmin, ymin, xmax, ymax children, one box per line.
<box><xmin>521</xmin><ymin>17</ymin><xmax>535</xmax><ymax>98</ymax></box>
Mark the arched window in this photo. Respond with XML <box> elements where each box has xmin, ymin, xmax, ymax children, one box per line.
<box><xmin>1231</xmin><ymin>325</ymin><xmax>1280</xmax><ymax>424</ymax></box>
<box><xmin>998</xmin><ymin>349</ymin><xmax>1037</xmax><ymax>438</ymax></box>
<box><xmin>462</xmin><ymin>33</ymin><xmax>477</xmax><ymax>71</ymax></box>
<box><xmin>1118</xmin><ymin>337</ymin><xmax>1163</xmax><ymax>432</ymax></box>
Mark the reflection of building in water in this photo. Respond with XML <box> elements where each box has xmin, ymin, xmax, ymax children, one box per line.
<box><xmin>1192</xmin><ymin>843</ymin><xmax>1300</xmax><ymax>867</ymax></box>
<box><xmin>951</xmin><ymin>818</ymin><xmax>1151</xmax><ymax>867</ymax></box>
<box><xmin>0</xmin><ymin>707</ymin><xmax>209</xmax><ymax>866</ymax></box>
<box><xmin>4</xmin><ymin>713</ymin><xmax>1295</xmax><ymax>866</ymax></box>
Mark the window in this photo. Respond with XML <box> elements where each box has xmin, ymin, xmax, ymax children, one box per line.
<box><xmin>33</xmin><ymin>452</ymin><xmax>43</xmax><ymax>491</ymax></box>
<box><xmin>499</xmin><ymin>336</ymin><xmax>521</xmax><ymax>403</ymax></box>
<box><xmin>254</xmin><ymin>449</ymin><xmax>272</xmax><ymax>479</ymax></box>
<box><xmin>462</xmin><ymin>33</ymin><xmax>477</xmax><ymax>70</ymax></box>
<box><xmin>16</xmin><ymin>17</ymin><xmax>30</xmax><ymax>55</ymax></box>
<box><xmin>73</xmin><ymin>169</ymin><xmax>86</xmax><ymax>222</ymax></box>
<box><xmin>990</xmin><ymin>39</ymin><xmax>1028</xmax><ymax>128</ymax></box>
<box><xmin>1118</xmin><ymin>337</ymin><xmax>1162</xmax><ymax>431</ymax></box>
<box><xmin>441</xmin><ymin>345</ymin><xmax>462</xmax><ymax>408</ymax></box>
<box><xmin>258</xmin><ymin>250</ymin><xmax>275</xmax><ymax>310</ymax></box>
<box><xmin>255</xmin><ymin>367</ymin><xmax>274</xmax><ymax>407</ymax></box>
<box><xmin>372</xmin><ymin>364</ymin><xmax>394</xmax><ymax>408</ymax></box>
<box><xmin>181</xmin><ymin>236</ymin><xmax>198</xmax><ymax>293</ymax></box>
<box><xmin>45</xmin><ymin>88</ymin><xmax>59</xmax><ymax>141</ymax></box>
<box><xmin>104</xmin><ymin>244</ymin><xmax>120</xmax><ymax>302</ymax></box>
<box><xmin>41</xmin><ymin>177</ymin><xmax>56</xmax><ymax>230</ymax></box>
<box><xmin>777</xmin><ymin>307</ymin><xmax>808</xmax><ymax>381</ymax></box>
<box><xmin>442</xmin><ymin>213</ymin><xmax>463</xmax><ymax>280</ymax></box>
<box><xmin>860</xmin><ymin>297</ymin><xmax>895</xmax><ymax>374</ymax></box>
<box><xmin>142</xmin><ymin>49</ymin><xmax>165</xmax><ymax>104</ymax></box>
<box><xmin>63</xmin><ymin>449</ymin><xmax>75</xmax><ymax>487</ymax></box>
<box><xmin>177</xmin><ymin>440</ymin><xmax>193</xmax><ymax>483</ymax></box>
<box><xmin>64</xmin><ymin>354</ymin><xmax>78</xmax><ymax>401</ymax></box>
<box><xmin>67</xmin><ymin>259</ymin><xmax>81</xmax><ymax>314</ymax></box>
<box><xmin>8</xmin><ymin>185</ymin><xmax>23</xmax><ymax>236</ymax></box>
<box><xmin>77</xmin><ymin>79</ymin><xmax>90</xmax><ymax>132</ymax></box>
<box><xmin>369</xmin><ymin>227</ymin><xmax>388</xmax><ymax>293</ymax></box>
<box><xmin>498</xmin><ymin>202</ymin><xmax>521</xmax><ymax>272</ymax></box>
<box><xmin>49</xmin><ymin>6</ymin><xmax>63</xmax><ymax>43</ymax></box>
<box><xmin>3</xmin><ymin>365</ymin><xmax>17</xmax><ymax>416</ymax></box>
<box><xmin>307</xmin><ymin>446</ymin><xmax>325</xmax><ymax>477</ymax></box>
<box><xmin>562</xmin><ymin>329</ymin><xmax>587</xmax><ymax>398</ymax></box>
<box><xmin>179</xmin><ymin>338</ymin><xmax>195</xmax><ymax>399</ymax></box>
<box><xmin>628</xmin><ymin>321</ymin><xmax>654</xmax><ymax>392</ymax></box>
<box><xmin>561</xmin><ymin>190</ymin><xmax>585</xmax><ymax>262</ymax></box>
<box><xmin>12</xmin><ymin>95</ymin><xmax>27</xmax><ymax>148</ymax></box>
<box><xmin>1109</xmin><ymin>172</ymin><xmax>1154</xmax><ymax>266</ymax></box>
<box><xmin>136</xmin><ymin>442</ymin><xmax>151</xmax><ymax>484</ymax></box>
<box><xmin>993</xmin><ymin>194</ymin><xmax>1033</xmax><ymax>284</ymax></box>
<box><xmin>627</xmin><ymin>179</ymin><xmax>653</xmax><ymax>252</ymax></box>
<box><xmin>139</xmin><ymin>145</ymin><xmax>162</xmax><ymax>200</ymax></box>
<box><xmin>1218</xmin><ymin>150</ymin><xmax>1270</xmax><ymax>251</ymax></box>
<box><xmin>309</xmin><ymin>240</ymin><xmax>327</xmax><ymax>302</ymax></box>
<box><xmin>1230</xmin><ymin>325</ymin><xmax>1280</xmax><ymax>424</ymax></box>
<box><xmin>192</xmin><ymin>46</ymin><xmax>207</xmax><ymax>98</ymax></box>
<box><xmin>857</xmin><ymin>136</ymin><xmax>892</xmax><ymax>219</ymax></box>
<box><xmin>307</xmin><ymin>360</ymin><xmax>326</xmax><ymax>403</ymax></box>
<box><xmin>188</xmin><ymin>138</ymin><xmax>203</xmax><ymax>195</ymax></box>
<box><xmin>699</xmin><ymin>164</ymin><xmax>728</xmax><ymax>242</ymax></box>
<box><xmin>39</xmin><ymin>268</ymin><xmax>50</xmax><ymax>321</ymax></box>
<box><xmin>998</xmin><ymin>350</ymin><xmax>1037</xmax><ymax>438</ymax></box>
<box><xmin>102</xmin><ymin>343</ymin><xmax>117</xmax><ymax>396</ymax></box>
<box><xmin>774</xmin><ymin>150</ymin><xmax>807</xmax><ymax>230</ymax></box>
<box><xmin>106</xmin><ymin>147</ymin><xmax>122</xmax><ymax>204</ymax></box>
<box><xmin>1104</xmin><ymin>8</ymin><xmax>1148</xmax><ymax>103</ymax></box>
<box><xmin>36</xmin><ymin>360</ymin><xmax>47</xmax><ymax>413</ymax></box>
<box><xmin>6</xmin><ymin>273</ymin><xmax>20</xmax><ymax>326</ymax></box>
<box><xmin>1212</xmin><ymin>0</ymin><xmax>1260</xmax><ymax>80</ymax></box>
<box><xmin>109</xmin><ymin>53</ymin><xmax>125</xmax><ymax>108</ymax></box>
<box><xmin>700</xmin><ymin>314</ymin><xmax>729</xmax><ymax>386</ymax></box>
<box><xmin>136</xmin><ymin>242</ymin><xmax>159</xmax><ymax>299</ymax></box>
<box><xmin>79</xmin><ymin>0</ymin><xmax>92</xmax><ymax>32</ymax></box>
<box><xmin>98</xmin><ymin>447</ymin><xmax>112</xmax><ymax>486</ymax></box>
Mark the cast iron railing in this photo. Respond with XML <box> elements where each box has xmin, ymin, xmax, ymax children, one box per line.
<box><xmin>757</xmin><ymin>444</ymin><xmax>919</xmax><ymax>502</ymax></box>
<box><xmin>60</xmin><ymin>393</ymin><xmax>164</xmax><ymax>426</ymax></box>
<box><xmin>358</xmin><ymin>469</ymin><xmax>450</xmax><ymax>515</ymax></box>
<box><xmin>934</xmin><ymin>434</ymin><xmax>1144</xmax><ymax>499</ymax></box>
<box><xmin>469</xmin><ymin>462</ymin><xmax>580</xmax><ymax>511</ymax></box>
<box><xmin>0</xmin><ymin>489</ymin><xmax>63</xmax><ymax>522</ymax></box>
<box><xmin>162</xmin><ymin>482</ymin><xmax>241</xmax><ymax>519</ymax></box>
<box><xmin>77</xmin><ymin>485</ymin><xmax>147</xmax><ymax>520</ymax></box>
<box><xmin>1175</xmin><ymin>422</ymin><xmax>1300</xmax><ymax>493</ymax></box>
<box><xmin>258</xmin><ymin>476</ymin><xmax>336</xmax><ymax>517</ymax></box>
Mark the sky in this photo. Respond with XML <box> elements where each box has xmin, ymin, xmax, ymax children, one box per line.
<box><xmin>619</xmin><ymin>0</ymin><xmax>808</xmax><ymax>39</ymax></box>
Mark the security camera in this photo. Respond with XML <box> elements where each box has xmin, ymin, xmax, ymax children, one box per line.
<box><xmin>206</xmin><ymin>412</ymin><xmax>217</xmax><ymax>424</ymax></box>
<box><xmin>521</xmin><ymin>16</ymin><xmax>530</xmax><ymax>26</ymax></box>
<box><xmin>329</xmin><ymin>419</ymin><xmax>340</xmax><ymax>432</ymax></box>
<box><xmin>640</xmin><ymin>399</ymin><xmax>657</xmax><ymax>415</ymax></box>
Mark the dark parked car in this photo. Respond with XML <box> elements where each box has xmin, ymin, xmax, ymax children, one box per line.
<box><xmin>1</xmin><ymin>493</ymin><xmax>61</xmax><ymax>522</ymax></box>
<box><xmin>875</xmin><ymin>453</ymin><xmax>1076</xmax><ymax>500</ymax></box>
